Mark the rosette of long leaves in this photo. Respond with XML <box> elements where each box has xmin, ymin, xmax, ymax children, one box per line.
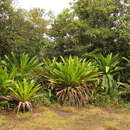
<box><xmin>44</xmin><ymin>56</ymin><xmax>99</xmax><ymax>106</ymax></box>
<box><xmin>93</xmin><ymin>53</ymin><xmax>123</xmax><ymax>94</ymax></box>
<box><xmin>0</xmin><ymin>67</ymin><xmax>15</xmax><ymax>96</ymax></box>
<box><xmin>9</xmin><ymin>79</ymin><xmax>41</xmax><ymax>112</ymax></box>
<box><xmin>1</xmin><ymin>52</ymin><xmax>42</xmax><ymax>80</ymax></box>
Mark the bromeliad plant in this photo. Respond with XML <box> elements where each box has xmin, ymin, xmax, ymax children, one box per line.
<box><xmin>43</xmin><ymin>56</ymin><xmax>99</xmax><ymax>106</ymax></box>
<box><xmin>93</xmin><ymin>53</ymin><xmax>122</xmax><ymax>95</ymax></box>
<box><xmin>9</xmin><ymin>79</ymin><xmax>41</xmax><ymax>112</ymax></box>
<box><xmin>0</xmin><ymin>67</ymin><xmax>15</xmax><ymax>96</ymax></box>
<box><xmin>0</xmin><ymin>67</ymin><xmax>16</xmax><ymax>110</ymax></box>
<box><xmin>1</xmin><ymin>52</ymin><xmax>42</xmax><ymax>80</ymax></box>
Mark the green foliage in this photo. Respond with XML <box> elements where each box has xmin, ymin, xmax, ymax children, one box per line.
<box><xmin>0</xmin><ymin>0</ymin><xmax>130</xmax><ymax>110</ymax></box>
<box><xmin>41</xmin><ymin>89</ymin><xmax>53</xmax><ymax>106</ymax></box>
<box><xmin>0</xmin><ymin>0</ymin><xmax>14</xmax><ymax>56</ymax></box>
<box><xmin>46</xmin><ymin>56</ymin><xmax>98</xmax><ymax>86</ymax></box>
<box><xmin>2</xmin><ymin>52</ymin><xmax>42</xmax><ymax>80</ymax></box>
<box><xmin>48</xmin><ymin>0</ymin><xmax>130</xmax><ymax>57</ymax></box>
<box><xmin>43</xmin><ymin>57</ymin><xmax>58</xmax><ymax>77</ymax></box>
<box><xmin>9</xmin><ymin>79</ymin><xmax>41</xmax><ymax>112</ymax></box>
<box><xmin>90</xmin><ymin>53</ymin><xmax>125</xmax><ymax>106</ymax></box>
<box><xmin>94</xmin><ymin>53</ymin><xmax>121</xmax><ymax>74</ymax></box>
<box><xmin>34</xmin><ymin>88</ymin><xmax>54</xmax><ymax>106</ymax></box>
<box><xmin>93</xmin><ymin>93</ymin><xmax>120</xmax><ymax>107</ymax></box>
<box><xmin>123</xmin><ymin>56</ymin><xmax>130</xmax><ymax>66</ymax></box>
<box><xmin>0</xmin><ymin>0</ymin><xmax>50</xmax><ymax>57</ymax></box>
<box><xmin>93</xmin><ymin>53</ymin><xmax>122</xmax><ymax>95</ymax></box>
<box><xmin>93</xmin><ymin>81</ymin><xmax>127</xmax><ymax>107</ymax></box>
<box><xmin>11</xmin><ymin>8</ymin><xmax>50</xmax><ymax>56</ymax></box>
<box><xmin>43</xmin><ymin>56</ymin><xmax>99</xmax><ymax>106</ymax></box>
<box><xmin>0</xmin><ymin>67</ymin><xmax>14</xmax><ymax>95</ymax></box>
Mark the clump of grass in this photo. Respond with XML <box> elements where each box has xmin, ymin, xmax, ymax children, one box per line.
<box><xmin>103</xmin><ymin>121</ymin><xmax>119</xmax><ymax>130</ymax></box>
<box><xmin>16</xmin><ymin>112</ymin><xmax>32</xmax><ymax>119</ymax></box>
<box><xmin>0</xmin><ymin>115</ymin><xmax>6</xmax><ymax>126</ymax></box>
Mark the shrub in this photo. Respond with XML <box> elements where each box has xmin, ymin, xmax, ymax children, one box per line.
<box><xmin>9</xmin><ymin>79</ymin><xmax>41</xmax><ymax>112</ymax></box>
<box><xmin>93</xmin><ymin>53</ymin><xmax>122</xmax><ymax>95</ymax></box>
<box><xmin>1</xmin><ymin>52</ymin><xmax>42</xmax><ymax>80</ymax></box>
<box><xmin>33</xmin><ymin>87</ymin><xmax>54</xmax><ymax>107</ymax></box>
<box><xmin>43</xmin><ymin>56</ymin><xmax>99</xmax><ymax>106</ymax></box>
<box><xmin>0</xmin><ymin>67</ymin><xmax>14</xmax><ymax>96</ymax></box>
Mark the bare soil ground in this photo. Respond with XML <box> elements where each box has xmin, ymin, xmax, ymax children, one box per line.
<box><xmin>0</xmin><ymin>105</ymin><xmax>130</xmax><ymax>130</ymax></box>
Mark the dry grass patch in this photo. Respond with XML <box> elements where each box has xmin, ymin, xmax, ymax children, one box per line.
<box><xmin>103</xmin><ymin>121</ymin><xmax>119</xmax><ymax>130</ymax></box>
<box><xmin>0</xmin><ymin>106</ymin><xmax>130</xmax><ymax>130</ymax></box>
<box><xmin>0</xmin><ymin>115</ymin><xmax>5</xmax><ymax>126</ymax></box>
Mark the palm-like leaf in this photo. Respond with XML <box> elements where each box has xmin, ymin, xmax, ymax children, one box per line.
<box><xmin>46</xmin><ymin>56</ymin><xmax>99</xmax><ymax>86</ymax></box>
<box><xmin>43</xmin><ymin>56</ymin><xmax>99</xmax><ymax>106</ymax></box>
<box><xmin>93</xmin><ymin>53</ymin><xmax>122</xmax><ymax>94</ymax></box>
<box><xmin>1</xmin><ymin>52</ymin><xmax>42</xmax><ymax>79</ymax></box>
<box><xmin>94</xmin><ymin>53</ymin><xmax>122</xmax><ymax>74</ymax></box>
<box><xmin>9</xmin><ymin>79</ymin><xmax>41</xmax><ymax>112</ymax></box>
<box><xmin>0</xmin><ymin>67</ymin><xmax>14</xmax><ymax>95</ymax></box>
<box><xmin>123</xmin><ymin>56</ymin><xmax>130</xmax><ymax>67</ymax></box>
<box><xmin>10</xmin><ymin>79</ymin><xmax>41</xmax><ymax>102</ymax></box>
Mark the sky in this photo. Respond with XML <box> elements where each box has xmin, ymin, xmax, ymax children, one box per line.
<box><xmin>17</xmin><ymin>0</ymin><xmax>74</xmax><ymax>15</ymax></box>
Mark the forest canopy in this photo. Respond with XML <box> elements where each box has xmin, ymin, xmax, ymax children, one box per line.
<box><xmin>0</xmin><ymin>0</ymin><xmax>130</xmax><ymax>58</ymax></box>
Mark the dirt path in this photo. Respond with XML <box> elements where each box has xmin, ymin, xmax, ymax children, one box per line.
<box><xmin>0</xmin><ymin>106</ymin><xmax>130</xmax><ymax>130</ymax></box>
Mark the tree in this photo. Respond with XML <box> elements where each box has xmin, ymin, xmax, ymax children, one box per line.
<box><xmin>9</xmin><ymin>8</ymin><xmax>50</xmax><ymax>56</ymax></box>
<box><xmin>48</xmin><ymin>0</ymin><xmax>130</xmax><ymax>57</ymax></box>
<box><xmin>0</xmin><ymin>0</ymin><xmax>14</xmax><ymax>57</ymax></box>
<box><xmin>48</xmin><ymin>9</ymin><xmax>79</xmax><ymax>57</ymax></box>
<box><xmin>0</xmin><ymin>0</ymin><xmax>50</xmax><ymax>58</ymax></box>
